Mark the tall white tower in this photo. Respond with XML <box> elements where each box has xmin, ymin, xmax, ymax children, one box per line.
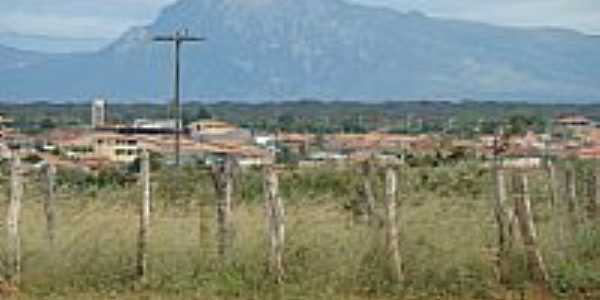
<box><xmin>91</xmin><ymin>98</ymin><xmax>107</xmax><ymax>128</ymax></box>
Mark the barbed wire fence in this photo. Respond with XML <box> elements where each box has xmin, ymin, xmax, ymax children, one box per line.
<box><xmin>0</xmin><ymin>153</ymin><xmax>598</xmax><ymax>297</ymax></box>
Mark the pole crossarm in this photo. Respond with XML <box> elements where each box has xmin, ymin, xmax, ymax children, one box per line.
<box><xmin>153</xmin><ymin>36</ymin><xmax>206</xmax><ymax>42</ymax></box>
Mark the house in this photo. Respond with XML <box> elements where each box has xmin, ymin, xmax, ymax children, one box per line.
<box><xmin>576</xmin><ymin>146</ymin><xmax>600</xmax><ymax>159</ymax></box>
<box><xmin>276</xmin><ymin>133</ymin><xmax>313</xmax><ymax>156</ymax></box>
<box><xmin>555</xmin><ymin>115</ymin><xmax>594</xmax><ymax>137</ymax></box>
<box><xmin>0</xmin><ymin>114</ymin><xmax>14</xmax><ymax>140</ymax></box>
<box><xmin>94</xmin><ymin>133</ymin><xmax>142</xmax><ymax>163</ymax></box>
<box><xmin>556</xmin><ymin>115</ymin><xmax>593</xmax><ymax>128</ymax></box>
<box><xmin>133</xmin><ymin>119</ymin><xmax>178</xmax><ymax>130</ymax></box>
<box><xmin>188</xmin><ymin>120</ymin><xmax>252</xmax><ymax>144</ymax></box>
<box><xmin>254</xmin><ymin>135</ymin><xmax>275</xmax><ymax>147</ymax></box>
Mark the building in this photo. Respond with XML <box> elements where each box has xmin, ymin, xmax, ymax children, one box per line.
<box><xmin>188</xmin><ymin>120</ymin><xmax>252</xmax><ymax>144</ymax></box>
<box><xmin>556</xmin><ymin>115</ymin><xmax>593</xmax><ymax>128</ymax></box>
<box><xmin>0</xmin><ymin>114</ymin><xmax>14</xmax><ymax>140</ymax></box>
<box><xmin>91</xmin><ymin>98</ymin><xmax>107</xmax><ymax>128</ymax></box>
<box><xmin>94</xmin><ymin>133</ymin><xmax>141</xmax><ymax>163</ymax></box>
<box><xmin>133</xmin><ymin>119</ymin><xmax>178</xmax><ymax>130</ymax></box>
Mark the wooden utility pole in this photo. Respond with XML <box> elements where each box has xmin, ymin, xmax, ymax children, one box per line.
<box><xmin>384</xmin><ymin>166</ymin><xmax>404</xmax><ymax>284</ymax></box>
<box><xmin>137</xmin><ymin>151</ymin><xmax>151</xmax><ymax>283</ymax></box>
<box><xmin>153</xmin><ymin>30</ymin><xmax>205</xmax><ymax>166</ymax></box>
<box><xmin>44</xmin><ymin>164</ymin><xmax>57</xmax><ymax>246</ymax></box>
<box><xmin>6</xmin><ymin>155</ymin><xmax>23</xmax><ymax>284</ymax></box>
<box><xmin>264</xmin><ymin>165</ymin><xmax>285</xmax><ymax>283</ymax></box>
<box><xmin>514</xmin><ymin>173</ymin><xmax>549</xmax><ymax>284</ymax></box>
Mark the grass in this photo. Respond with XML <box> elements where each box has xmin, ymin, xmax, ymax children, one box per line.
<box><xmin>0</xmin><ymin>162</ymin><xmax>599</xmax><ymax>299</ymax></box>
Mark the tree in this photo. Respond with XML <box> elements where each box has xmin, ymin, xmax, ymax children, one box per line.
<box><xmin>183</xmin><ymin>106</ymin><xmax>213</xmax><ymax>125</ymax></box>
<box><xmin>506</xmin><ymin>114</ymin><xmax>545</xmax><ymax>136</ymax></box>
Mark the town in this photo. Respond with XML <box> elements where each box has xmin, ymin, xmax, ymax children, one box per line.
<box><xmin>1</xmin><ymin>99</ymin><xmax>599</xmax><ymax>172</ymax></box>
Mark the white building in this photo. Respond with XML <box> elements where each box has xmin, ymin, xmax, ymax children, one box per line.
<box><xmin>91</xmin><ymin>98</ymin><xmax>107</xmax><ymax>128</ymax></box>
<box><xmin>133</xmin><ymin>119</ymin><xmax>178</xmax><ymax>130</ymax></box>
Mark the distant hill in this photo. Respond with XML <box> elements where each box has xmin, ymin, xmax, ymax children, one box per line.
<box><xmin>1</xmin><ymin>0</ymin><xmax>600</xmax><ymax>101</ymax></box>
<box><xmin>0</xmin><ymin>44</ymin><xmax>50</xmax><ymax>72</ymax></box>
<box><xmin>0</xmin><ymin>32</ymin><xmax>110</xmax><ymax>53</ymax></box>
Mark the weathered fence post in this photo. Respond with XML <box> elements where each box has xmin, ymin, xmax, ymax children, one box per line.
<box><xmin>264</xmin><ymin>165</ymin><xmax>285</xmax><ymax>283</ymax></box>
<box><xmin>591</xmin><ymin>167</ymin><xmax>600</xmax><ymax>219</ymax></box>
<box><xmin>212</xmin><ymin>155</ymin><xmax>235</xmax><ymax>259</ymax></box>
<box><xmin>198</xmin><ymin>200</ymin><xmax>209</xmax><ymax>243</ymax></box>
<box><xmin>355</xmin><ymin>160</ymin><xmax>377</xmax><ymax>225</ymax></box>
<box><xmin>384</xmin><ymin>166</ymin><xmax>404</xmax><ymax>284</ymax></box>
<box><xmin>6</xmin><ymin>155</ymin><xmax>23</xmax><ymax>284</ymax></box>
<box><xmin>493</xmin><ymin>167</ymin><xmax>514</xmax><ymax>284</ymax></box>
<box><xmin>514</xmin><ymin>173</ymin><xmax>550</xmax><ymax>284</ymax></box>
<box><xmin>548</xmin><ymin>161</ymin><xmax>560</xmax><ymax>208</ymax></box>
<box><xmin>137</xmin><ymin>151</ymin><xmax>151</xmax><ymax>283</ymax></box>
<box><xmin>565</xmin><ymin>165</ymin><xmax>578</xmax><ymax>227</ymax></box>
<box><xmin>44</xmin><ymin>164</ymin><xmax>56</xmax><ymax>246</ymax></box>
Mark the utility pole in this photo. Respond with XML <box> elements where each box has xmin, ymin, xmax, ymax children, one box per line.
<box><xmin>154</xmin><ymin>29</ymin><xmax>205</xmax><ymax>166</ymax></box>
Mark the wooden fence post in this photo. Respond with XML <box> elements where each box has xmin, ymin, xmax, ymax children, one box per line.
<box><xmin>264</xmin><ymin>165</ymin><xmax>285</xmax><ymax>283</ymax></box>
<box><xmin>212</xmin><ymin>156</ymin><xmax>235</xmax><ymax>259</ymax></box>
<box><xmin>6</xmin><ymin>155</ymin><xmax>23</xmax><ymax>284</ymax></box>
<box><xmin>137</xmin><ymin>151</ymin><xmax>151</xmax><ymax>283</ymax></box>
<box><xmin>548</xmin><ymin>161</ymin><xmax>560</xmax><ymax>208</ymax></box>
<box><xmin>514</xmin><ymin>173</ymin><xmax>550</xmax><ymax>284</ymax></box>
<box><xmin>591</xmin><ymin>167</ymin><xmax>600</xmax><ymax>220</ymax></box>
<box><xmin>384</xmin><ymin>166</ymin><xmax>404</xmax><ymax>284</ymax></box>
<box><xmin>565</xmin><ymin>166</ymin><xmax>578</xmax><ymax>227</ymax></box>
<box><xmin>493</xmin><ymin>167</ymin><xmax>514</xmax><ymax>284</ymax></box>
<box><xmin>356</xmin><ymin>160</ymin><xmax>377</xmax><ymax>225</ymax></box>
<box><xmin>44</xmin><ymin>164</ymin><xmax>56</xmax><ymax>246</ymax></box>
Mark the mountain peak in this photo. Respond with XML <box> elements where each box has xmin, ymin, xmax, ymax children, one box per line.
<box><xmin>157</xmin><ymin>0</ymin><xmax>343</xmax><ymax>20</ymax></box>
<box><xmin>1</xmin><ymin>0</ymin><xmax>599</xmax><ymax>101</ymax></box>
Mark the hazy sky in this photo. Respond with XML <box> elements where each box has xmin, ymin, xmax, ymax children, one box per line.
<box><xmin>0</xmin><ymin>0</ymin><xmax>598</xmax><ymax>39</ymax></box>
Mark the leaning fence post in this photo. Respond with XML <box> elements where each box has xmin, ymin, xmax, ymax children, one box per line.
<box><xmin>493</xmin><ymin>167</ymin><xmax>514</xmax><ymax>284</ymax></box>
<box><xmin>44</xmin><ymin>164</ymin><xmax>57</xmax><ymax>246</ymax></box>
<box><xmin>264</xmin><ymin>165</ymin><xmax>285</xmax><ymax>283</ymax></box>
<box><xmin>384</xmin><ymin>166</ymin><xmax>404</xmax><ymax>284</ymax></box>
<box><xmin>514</xmin><ymin>172</ymin><xmax>550</xmax><ymax>284</ymax></box>
<box><xmin>137</xmin><ymin>151</ymin><xmax>151</xmax><ymax>283</ymax></box>
<box><xmin>6</xmin><ymin>155</ymin><xmax>23</xmax><ymax>285</ymax></box>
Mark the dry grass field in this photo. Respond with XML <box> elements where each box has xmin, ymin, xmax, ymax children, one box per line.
<box><xmin>0</xmin><ymin>162</ymin><xmax>598</xmax><ymax>299</ymax></box>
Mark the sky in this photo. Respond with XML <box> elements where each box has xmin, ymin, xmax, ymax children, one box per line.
<box><xmin>0</xmin><ymin>0</ymin><xmax>599</xmax><ymax>51</ymax></box>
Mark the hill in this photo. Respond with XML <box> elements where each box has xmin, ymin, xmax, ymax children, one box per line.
<box><xmin>0</xmin><ymin>44</ymin><xmax>50</xmax><ymax>72</ymax></box>
<box><xmin>0</xmin><ymin>31</ymin><xmax>110</xmax><ymax>53</ymax></box>
<box><xmin>1</xmin><ymin>0</ymin><xmax>599</xmax><ymax>101</ymax></box>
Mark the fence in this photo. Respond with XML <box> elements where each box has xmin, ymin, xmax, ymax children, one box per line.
<box><xmin>0</xmin><ymin>153</ymin><xmax>599</xmax><ymax>298</ymax></box>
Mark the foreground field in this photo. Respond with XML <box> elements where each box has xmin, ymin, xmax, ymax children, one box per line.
<box><xmin>0</xmin><ymin>163</ymin><xmax>599</xmax><ymax>299</ymax></box>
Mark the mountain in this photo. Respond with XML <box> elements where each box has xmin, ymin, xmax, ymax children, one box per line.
<box><xmin>0</xmin><ymin>44</ymin><xmax>50</xmax><ymax>71</ymax></box>
<box><xmin>0</xmin><ymin>32</ymin><xmax>111</xmax><ymax>53</ymax></box>
<box><xmin>1</xmin><ymin>0</ymin><xmax>600</xmax><ymax>101</ymax></box>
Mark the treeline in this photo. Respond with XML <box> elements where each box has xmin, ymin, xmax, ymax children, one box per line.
<box><xmin>2</xmin><ymin>100</ymin><xmax>600</xmax><ymax>135</ymax></box>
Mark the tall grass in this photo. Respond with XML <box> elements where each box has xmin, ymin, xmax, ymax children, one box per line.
<box><xmin>0</xmin><ymin>162</ymin><xmax>599</xmax><ymax>299</ymax></box>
